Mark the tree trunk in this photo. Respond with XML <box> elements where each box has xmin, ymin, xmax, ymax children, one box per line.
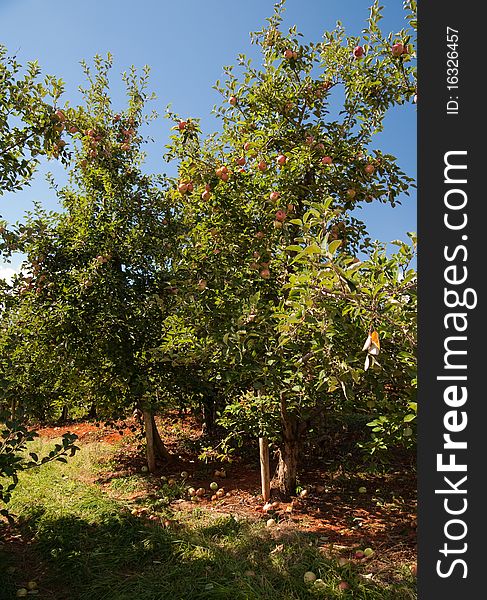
<box><xmin>271</xmin><ymin>393</ymin><xmax>300</xmax><ymax>499</ymax></box>
<box><xmin>259</xmin><ymin>437</ymin><xmax>271</xmax><ymax>502</ymax></box>
<box><xmin>150</xmin><ymin>412</ymin><xmax>172</xmax><ymax>462</ymax></box>
<box><xmin>87</xmin><ymin>403</ymin><xmax>97</xmax><ymax>419</ymax></box>
<box><xmin>143</xmin><ymin>409</ymin><xmax>157</xmax><ymax>472</ymax></box>
<box><xmin>201</xmin><ymin>394</ymin><xmax>216</xmax><ymax>436</ymax></box>
<box><xmin>58</xmin><ymin>405</ymin><xmax>68</xmax><ymax>423</ymax></box>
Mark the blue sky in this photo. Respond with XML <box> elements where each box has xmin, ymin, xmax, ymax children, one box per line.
<box><xmin>0</xmin><ymin>0</ymin><xmax>416</xmax><ymax>273</ymax></box>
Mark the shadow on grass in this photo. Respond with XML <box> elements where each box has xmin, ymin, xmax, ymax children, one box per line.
<box><xmin>1</xmin><ymin>506</ymin><xmax>416</xmax><ymax>600</ymax></box>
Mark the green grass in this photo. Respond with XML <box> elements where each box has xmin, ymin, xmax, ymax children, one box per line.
<box><xmin>1</xmin><ymin>440</ymin><xmax>417</xmax><ymax>600</ymax></box>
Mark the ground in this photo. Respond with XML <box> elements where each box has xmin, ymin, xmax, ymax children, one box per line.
<box><xmin>0</xmin><ymin>417</ymin><xmax>417</xmax><ymax>600</ymax></box>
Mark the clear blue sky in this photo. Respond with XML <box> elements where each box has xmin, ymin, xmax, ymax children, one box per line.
<box><xmin>0</xmin><ymin>0</ymin><xmax>416</xmax><ymax>272</ymax></box>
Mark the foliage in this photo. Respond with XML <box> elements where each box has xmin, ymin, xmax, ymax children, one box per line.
<box><xmin>0</xmin><ymin>413</ymin><xmax>78</xmax><ymax>519</ymax></box>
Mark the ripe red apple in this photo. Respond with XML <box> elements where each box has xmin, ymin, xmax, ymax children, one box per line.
<box><xmin>201</xmin><ymin>190</ymin><xmax>211</xmax><ymax>201</ymax></box>
<box><xmin>322</xmin><ymin>156</ymin><xmax>333</xmax><ymax>165</ymax></box>
<box><xmin>305</xmin><ymin>135</ymin><xmax>315</xmax><ymax>145</ymax></box>
<box><xmin>260</xmin><ymin>268</ymin><xmax>270</xmax><ymax>279</ymax></box>
<box><xmin>54</xmin><ymin>109</ymin><xmax>66</xmax><ymax>122</ymax></box>
<box><xmin>269</xmin><ymin>191</ymin><xmax>280</xmax><ymax>202</ymax></box>
<box><xmin>338</xmin><ymin>581</ymin><xmax>350</xmax><ymax>591</ymax></box>
<box><xmin>244</xmin><ymin>142</ymin><xmax>251</xmax><ymax>151</ymax></box>
<box><xmin>292</xmin><ymin>51</ymin><xmax>298</xmax><ymax>59</ymax></box>
<box><xmin>236</xmin><ymin>156</ymin><xmax>246</xmax><ymax>166</ymax></box>
<box><xmin>364</xmin><ymin>164</ymin><xmax>375</xmax><ymax>175</ymax></box>
<box><xmin>283</xmin><ymin>49</ymin><xmax>294</xmax><ymax>59</ymax></box>
<box><xmin>86</xmin><ymin>129</ymin><xmax>96</xmax><ymax>137</ymax></box>
<box><xmin>57</xmin><ymin>139</ymin><xmax>66</xmax><ymax>148</ymax></box>
<box><xmin>275</xmin><ymin>210</ymin><xmax>286</xmax><ymax>222</ymax></box>
<box><xmin>178</xmin><ymin>182</ymin><xmax>189</xmax><ymax>194</ymax></box>
<box><xmin>68</xmin><ymin>125</ymin><xmax>78</xmax><ymax>134</ymax></box>
<box><xmin>257</xmin><ymin>160</ymin><xmax>267</xmax><ymax>172</ymax></box>
<box><xmin>391</xmin><ymin>43</ymin><xmax>405</xmax><ymax>57</ymax></box>
<box><xmin>277</xmin><ymin>154</ymin><xmax>287</xmax><ymax>166</ymax></box>
<box><xmin>220</xmin><ymin>172</ymin><xmax>229</xmax><ymax>182</ymax></box>
<box><xmin>178</xmin><ymin>120</ymin><xmax>188</xmax><ymax>130</ymax></box>
<box><xmin>113</xmin><ymin>114</ymin><xmax>121</xmax><ymax>122</ymax></box>
<box><xmin>238</xmin><ymin>167</ymin><xmax>246</xmax><ymax>174</ymax></box>
<box><xmin>315</xmin><ymin>142</ymin><xmax>325</xmax><ymax>152</ymax></box>
<box><xmin>255</xmin><ymin>231</ymin><xmax>265</xmax><ymax>240</ymax></box>
<box><xmin>249</xmin><ymin>262</ymin><xmax>259</xmax><ymax>270</ymax></box>
<box><xmin>205</xmin><ymin>183</ymin><xmax>212</xmax><ymax>192</ymax></box>
<box><xmin>186</xmin><ymin>182</ymin><xmax>194</xmax><ymax>192</ymax></box>
<box><xmin>353</xmin><ymin>45</ymin><xmax>364</xmax><ymax>59</ymax></box>
<box><xmin>229</xmin><ymin>96</ymin><xmax>237</xmax><ymax>106</ymax></box>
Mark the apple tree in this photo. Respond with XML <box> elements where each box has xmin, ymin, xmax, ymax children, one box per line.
<box><xmin>164</xmin><ymin>0</ymin><xmax>417</xmax><ymax>497</ymax></box>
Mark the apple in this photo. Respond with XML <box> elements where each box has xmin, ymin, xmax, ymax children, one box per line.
<box><xmin>303</xmin><ymin>571</ymin><xmax>317</xmax><ymax>584</ymax></box>
<box><xmin>86</xmin><ymin>129</ymin><xmax>96</xmax><ymax>137</ymax></box>
<box><xmin>120</xmin><ymin>143</ymin><xmax>130</xmax><ymax>151</ymax></box>
<box><xmin>229</xmin><ymin>96</ymin><xmax>238</xmax><ymax>106</ymax></box>
<box><xmin>260</xmin><ymin>268</ymin><xmax>271</xmax><ymax>279</ymax></box>
<box><xmin>141</xmin><ymin>465</ymin><xmax>149</xmax><ymax>473</ymax></box>
<box><xmin>210</xmin><ymin>481</ymin><xmax>219</xmax><ymax>491</ymax></box>
<box><xmin>346</xmin><ymin>189</ymin><xmax>356</xmax><ymax>199</ymax></box>
<box><xmin>236</xmin><ymin>156</ymin><xmax>246</xmax><ymax>166</ymax></box>
<box><xmin>283</xmin><ymin>49</ymin><xmax>294</xmax><ymax>59</ymax></box>
<box><xmin>16</xmin><ymin>589</ymin><xmax>28</xmax><ymax>597</ymax></box>
<box><xmin>178</xmin><ymin>182</ymin><xmax>189</xmax><ymax>194</ymax></box>
<box><xmin>257</xmin><ymin>160</ymin><xmax>267</xmax><ymax>172</ymax></box>
<box><xmin>196</xmin><ymin>487</ymin><xmax>206</xmax><ymax>497</ymax></box>
<box><xmin>364</xmin><ymin>164</ymin><xmax>375</xmax><ymax>175</ymax></box>
<box><xmin>249</xmin><ymin>262</ymin><xmax>259</xmax><ymax>270</ymax></box>
<box><xmin>69</xmin><ymin>125</ymin><xmax>79</xmax><ymax>134</ymax></box>
<box><xmin>363</xmin><ymin>547</ymin><xmax>374</xmax><ymax>558</ymax></box>
<box><xmin>205</xmin><ymin>183</ymin><xmax>212</xmax><ymax>192</ymax></box>
<box><xmin>266</xmin><ymin>518</ymin><xmax>276</xmax><ymax>527</ymax></box>
<box><xmin>353</xmin><ymin>45</ymin><xmax>364</xmax><ymax>59</ymax></box>
<box><xmin>255</xmin><ymin>231</ymin><xmax>265</xmax><ymax>240</ymax></box>
<box><xmin>355</xmin><ymin>550</ymin><xmax>365</xmax><ymax>559</ymax></box>
<box><xmin>168</xmin><ymin>478</ymin><xmax>176</xmax><ymax>486</ymax></box>
<box><xmin>404</xmin><ymin>426</ymin><xmax>413</xmax><ymax>437</ymax></box>
<box><xmin>358</xmin><ymin>486</ymin><xmax>367</xmax><ymax>494</ymax></box>
<box><xmin>186</xmin><ymin>182</ymin><xmax>194</xmax><ymax>192</ymax></box>
<box><xmin>321</xmin><ymin>156</ymin><xmax>333</xmax><ymax>165</ymax></box>
<box><xmin>275</xmin><ymin>210</ymin><xmax>287</xmax><ymax>222</ymax></box>
<box><xmin>273</xmin><ymin>220</ymin><xmax>282</xmax><ymax>229</ymax></box>
<box><xmin>201</xmin><ymin>190</ymin><xmax>211</xmax><ymax>201</ymax></box>
<box><xmin>54</xmin><ymin>109</ymin><xmax>66</xmax><ymax>122</ymax></box>
<box><xmin>269</xmin><ymin>191</ymin><xmax>280</xmax><ymax>202</ymax></box>
<box><xmin>113</xmin><ymin>114</ymin><xmax>121</xmax><ymax>122</ymax></box>
<box><xmin>178</xmin><ymin>120</ymin><xmax>188</xmax><ymax>131</ymax></box>
<box><xmin>220</xmin><ymin>172</ymin><xmax>229</xmax><ymax>182</ymax></box>
<box><xmin>338</xmin><ymin>581</ymin><xmax>350</xmax><ymax>591</ymax></box>
<box><xmin>392</xmin><ymin>43</ymin><xmax>405</xmax><ymax>57</ymax></box>
<box><xmin>299</xmin><ymin>489</ymin><xmax>308</xmax><ymax>498</ymax></box>
<box><xmin>410</xmin><ymin>564</ymin><xmax>417</xmax><ymax>576</ymax></box>
<box><xmin>276</xmin><ymin>154</ymin><xmax>287</xmax><ymax>166</ymax></box>
<box><xmin>244</xmin><ymin>142</ymin><xmax>251</xmax><ymax>151</ymax></box>
<box><xmin>57</xmin><ymin>139</ymin><xmax>66</xmax><ymax>148</ymax></box>
<box><xmin>305</xmin><ymin>135</ymin><xmax>315</xmax><ymax>145</ymax></box>
<box><xmin>292</xmin><ymin>51</ymin><xmax>298</xmax><ymax>59</ymax></box>
<box><xmin>314</xmin><ymin>579</ymin><xmax>326</xmax><ymax>590</ymax></box>
<box><xmin>188</xmin><ymin>487</ymin><xmax>196</xmax><ymax>496</ymax></box>
<box><xmin>26</xmin><ymin>582</ymin><xmax>37</xmax><ymax>591</ymax></box>
<box><xmin>315</xmin><ymin>143</ymin><xmax>325</xmax><ymax>152</ymax></box>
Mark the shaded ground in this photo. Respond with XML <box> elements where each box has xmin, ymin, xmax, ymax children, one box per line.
<box><xmin>0</xmin><ymin>418</ymin><xmax>416</xmax><ymax>599</ymax></box>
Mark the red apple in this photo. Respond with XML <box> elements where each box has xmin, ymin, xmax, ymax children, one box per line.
<box><xmin>178</xmin><ymin>182</ymin><xmax>189</xmax><ymax>194</ymax></box>
<box><xmin>321</xmin><ymin>156</ymin><xmax>333</xmax><ymax>165</ymax></box>
<box><xmin>54</xmin><ymin>109</ymin><xmax>66</xmax><ymax>122</ymax></box>
<box><xmin>244</xmin><ymin>142</ymin><xmax>251</xmax><ymax>151</ymax></box>
<box><xmin>260</xmin><ymin>268</ymin><xmax>270</xmax><ymax>279</ymax></box>
<box><xmin>113</xmin><ymin>114</ymin><xmax>121</xmax><ymax>122</ymax></box>
<box><xmin>275</xmin><ymin>210</ymin><xmax>286</xmax><ymax>222</ymax></box>
<box><xmin>257</xmin><ymin>160</ymin><xmax>267</xmax><ymax>172</ymax></box>
<box><xmin>229</xmin><ymin>96</ymin><xmax>237</xmax><ymax>106</ymax></box>
<box><xmin>186</xmin><ymin>182</ymin><xmax>194</xmax><ymax>192</ymax></box>
<box><xmin>283</xmin><ymin>49</ymin><xmax>294</xmax><ymax>59</ymax></box>
<box><xmin>353</xmin><ymin>45</ymin><xmax>364</xmax><ymax>58</ymax></box>
<box><xmin>68</xmin><ymin>125</ymin><xmax>78</xmax><ymax>134</ymax></box>
<box><xmin>391</xmin><ymin>43</ymin><xmax>405</xmax><ymax>57</ymax></box>
<box><xmin>236</xmin><ymin>156</ymin><xmax>246</xmax><ymax>166</ymax></box>
<box><xmin>86</xmin><ymin>129</ymin><xmax>96</xmax><ymax>137</ymax></box>
<box><xmin>338</xmin><ymin>581</ymin><xmax>350</xmax><ymax>591</ymax></box>
<box><xmin>364</xmin><ymin>164</ymin><xmax>375</xmax><ymax>175</ymax></box>
<box><xmin>178</xmin><ymin>120</ymin><xmax>188</xmax><ymax>131</ymax></box>
<box><xmin>201</xmin><ymin>190</ymin><xmax>211</xmax><ymax>201</ymax></box>
<box><xmin>277</xmin><ymin>154</ymin><xmax>287</xmax><ymax>166</ymax></box>
<box><xmin>292</xmin><ymin>51</ymin><xmax>298</xmax><ymax>59</ymax></box>
<box><xmin>269</xmin><ymin>191</ymin><xmax>280</xmax><ymax>202</ymax></box>
<box><xmin>220</xmin><ymin>172</ymin><xmax>229</xmax><ymax>182</ymax></box>
<box><xmin>305</xmin><ymin>135</ymin><xmax>315</xmax><ymax>145</ymax></box>
<box><xmin>255</xmin><ymin>231</ymin><xmax>265</xmax><ymax>240</ymax></box>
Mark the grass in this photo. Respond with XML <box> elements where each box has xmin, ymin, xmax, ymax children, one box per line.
<box><xmin>0</xmin><ymin>439</ymin><xmax>417</xmax><ymax>600</ymax></box>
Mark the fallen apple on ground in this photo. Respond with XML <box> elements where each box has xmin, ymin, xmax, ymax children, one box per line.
<box><xmin>303</xmin><ymin>571</ymin><xmax>317</xmax><ymax>584</ymax></box>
